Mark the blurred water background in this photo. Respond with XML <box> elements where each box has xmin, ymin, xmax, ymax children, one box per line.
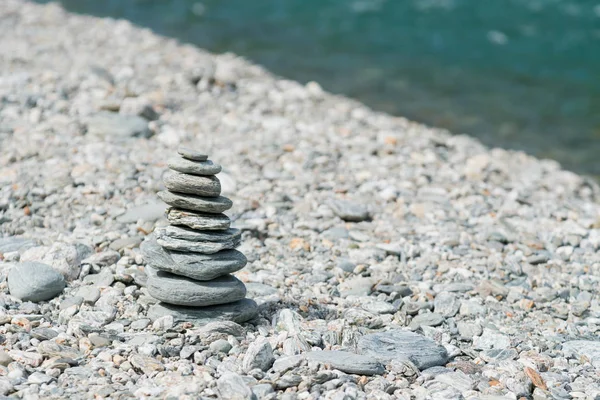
<box><xmin>36</xmin><ymin>0</ymin><xmax>600</xmax><ymax>176</ymax></box>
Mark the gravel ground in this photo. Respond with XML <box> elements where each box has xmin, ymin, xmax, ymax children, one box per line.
<box><xmin>1</xmin><ymin>1</ymin><xmax>600</xmax><ymax>399</ymax></box>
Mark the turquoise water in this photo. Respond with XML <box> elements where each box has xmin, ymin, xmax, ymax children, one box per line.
<box><xmin>37</xmin><ymin>0</ymin><xmax>600</xmax><ymax>176</ymax></box>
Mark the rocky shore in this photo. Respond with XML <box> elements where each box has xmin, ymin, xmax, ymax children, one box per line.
<box><xmin>1</xmin><ymin>1</ymin><xmax>600</xmax><ymax>399</ymax></box>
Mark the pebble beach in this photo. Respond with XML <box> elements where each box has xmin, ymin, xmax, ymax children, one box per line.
<box><xmin>1</xmin><ymin>1</ymin><xmax>600</xmax><ymax>399</ymax></box>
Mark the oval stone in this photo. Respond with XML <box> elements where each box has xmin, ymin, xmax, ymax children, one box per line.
<box><xmin>163</xmin><ymin>172</ymin><xmax>221</xmax><ymax>197</ymax></box>
<box><xmin>168</xmin><ymin>158</ymin><xmax>222</xmax><ymax>176</ymax></box>
<box><xmin>177</xmin><ymin>147</ymin><xmax>208</xmax><ymax>161</ymax></box>
<box><xmin>146</xmin><ymin>267</ymin><xmax>246</xmax><ymax>306</ymax></box>
<box><xmin>167</xmin><ymin>208</ymin><xmax>230</xmax><ymax>230</ymax></box>
<box><xmin>8</xmin><ymin>262</ymin><xmax>66</xmax><ymax>302</ymax></box>
<box><xmin>157</xmin><ymin>191</ymin><xmax>232</xmax><ymax>213</ymax></box>
<box><xmin>141</xmin><ymin>237</ymin><xmax>246</xmax><ymax>281</ymax></box>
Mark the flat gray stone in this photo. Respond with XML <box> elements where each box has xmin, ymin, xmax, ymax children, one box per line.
<box><xmin>562</xmin><ymin>340</ymin><xmax>600</xmax><ymax>368</ymax></box>
<box><xmin>434</xmin><ymin>292</ymin><xmax>461</xmax><ymax>317</ymax></box>
<box><xmin>409</xmin><ymin>312</ymin><xmax>444</xmax><ymax>329</ymax></box>
<box><xmin>157</xmin><ymin>191</ymin><xmax>232</xmax><ymax>213</ymax></box>
<box><xmin>328</xmin><ymin>199</ymin><xmax>369</xmax><ymax>222</ymax></box>
<box><xmin>141</xmin><ymin>237</ymin><xmax>246</xmax><ymax>280</ymax></box>
<box><xmin>116</xmin><ymin>202</ymin><xmax>165</xmax><ymax>223</ymax></box>
<box><xmin>147</xmin><ymin>298</ymin><xmax>258</xmax><ymax>325</ymax></box>
<box><xmin>306</xmin><ymin>351</ymin><xmax>385</xmax><ymax>375</ymax></box>
<box><xmin>242</xmin><ymin>338</ymin><xmax>275</xmax><ymax>372</ymax></box>
<box><xmin>155</xmin><ymin>226</ymin><xmax>241</xmax><ymax>254</ymax></box>
<box><xmin>0</xmin><ymin>237</ymin><xmax>38</xmax><ymax>254</ymax></box>
<box><xmin>146</xmin><ymin>267</ymin><xmax>246</xmax><ymax>306</ymax></box>
<box><xmin>217</xmin><ymin>372</ymin><xmax>253</xmax><ymax>400</ymax></box>
<box><xmin>168</xmin><ymin>157</ymin><xmax>222</xmax><ymax>176</ymax></box>
<box><xmin>177</xmin><ymin>147</ymin><xmax>208</xmax><ymax>161</ymax></box>
<box><xmin>8</xmin><ymin>262</ymin><xmax>66</xmax><ymax>302</ymax></box>
<box><xmin>163</xmin><ymin>172</ymin><xmax>221</xmax><ymax>197</ymax></box>
<box><xmin>357</xmin><ymin>330</ymin><xmax>449</xmax><ymax>370</ymax></box>
<box><xmin>167</xmin><ymin>208</ymin><xmax>230</xmax><ymax>230</ymax></box>
<box><xmin>85</xmin><ymin>111</ymin><xmax>151</xmax><ymax>138</ymax></box>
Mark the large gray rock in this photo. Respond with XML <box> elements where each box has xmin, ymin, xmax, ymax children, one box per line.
<box><xmin>167</xmin><ymin>158</ymin><xmax>222</xmax><ymax>176</ymax></box>
<box><xmin>141</xmin><ymin>237</ymin><xmax>246</xmax><ymax>280</ymax></box>
<box><xmin>8</xmin><ymin>262</ymin><xmax>65</xmax><ymax>302</ymax></box>
<box><xmin>163</xmin><ymin>172</ymin><xmax>221</xmax><ymax>197</ymax></box>
<box><xmin>167</xmin><ymin>208</ymin><xmax>230</xmax><ymax>230</ymax></box>
<box><xmin>157</xmin><ymin>191</ymin><xmax>232</xmax><ymax>213</ymax></box>
<box><xmin>357</xmin><ymin>330</ymin><xmax>449</xmax><ymax>370</ymax></box>
<box><xmin>306</xmin><ymin>351</ymin><xmax>385</xmax><ymax>375</ymax></box>
<box><xmin>20</xmin><ymin>242</ymin><xmax>92</xmax><ymax>281</ymax></box>
<box><xmin>147</xmin><ymin>299</ymin><xmax>258</xmax><ymax>324</ymax></box>
<box><xmin>155</xmin><ymin>226</ymin><xmax>241</xmax><ymax>253</ymax></box>
<box><xmin>85</xmin><ymin>111</ymin><xmax>151</xmax><ymax>138</ymax></box>
<box><xmin>146</xmin><ymin>267</ymin><xmax>246</xmax><ymax>306</ymax></box>
<box><xmin>562</xmin><ymin>340</ymin><xmax>600</xmax><ymax>368</ymax></box>
<box><xmin>328</xmin><ymin>199</ymin><xmax>370</xmax><ymax>222</ymax></box>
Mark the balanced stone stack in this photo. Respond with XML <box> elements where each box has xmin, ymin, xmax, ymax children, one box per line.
<box><xmin>142</xmin><ymin>147</ymin><xmax>257</xmax><ymax>324</ymax></box>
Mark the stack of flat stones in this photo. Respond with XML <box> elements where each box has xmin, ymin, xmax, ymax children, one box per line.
<box><xmin>142</xmin><ymin>147</ymin><xmax>258</xmax><ymax>324</ymax></box>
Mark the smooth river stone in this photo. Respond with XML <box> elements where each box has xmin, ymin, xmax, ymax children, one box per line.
<box><xmin>147</xmin><ymin>298</ymin><xmax>258</xmax><ymax>325</ymax></box>
<box><xmin>155</xmin><ymin>226</ymin><xmax>241</xmax><ymax>253</ymax></box>
<box><xmin>157</xmin><ymin>191</ymin><xmax>232</xmax><ymax>213</ymax></box>
<box><xmin>8</xmin><ymin>262</ymin><xmax>66</xmax><ymax>302</ymax></box>
<box><xmin>177</xmin><ymin>147</ymin><xmax>208</xmax><ymax>161</ymax></box>
<box><xmin>163</xmin><ymin>172</ymin><xmax>221</xmax><ymax>197</ymax></box>
<box><xmin>168</xmin><ymin>158</ymin><xmax>222</xmax><ymax>176</ymax></box>
<box><xmin>167</xmin><ymin>208</ymin><xmax>230</xmax><ymax>230</ymax></box>
<box><xmin>146</xmin><ymin>267</ymin><xmax>246</xmax><ymax>306</ymax></box>
<box><xmin>141</xmin><ymin>238</ymin><xmax>246</xmax><ymax>281</ymax></box>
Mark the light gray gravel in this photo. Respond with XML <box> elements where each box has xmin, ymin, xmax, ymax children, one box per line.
<box><xmin>1</xmin><ymin>1</ymin><xmax>600</xmax><ymax>398</ymax></box>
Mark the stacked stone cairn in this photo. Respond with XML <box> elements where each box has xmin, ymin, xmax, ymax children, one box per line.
<box><xmin>141</xmin><ymin>147</ymin><xmax>257</xmax><ymax>324</ymax></box>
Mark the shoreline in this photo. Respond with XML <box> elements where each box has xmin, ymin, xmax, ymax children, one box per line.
<box><xmin>1</xmin><ymin>1</ymin><xmax>600</xmax><ymax>399</ymax></box>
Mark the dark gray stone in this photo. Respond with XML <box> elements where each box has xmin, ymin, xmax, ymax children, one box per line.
<box><xmin>155</xmin><ymin>226</ymin><xmax>241</xmax><ymax>253</ymax></box>
<box><xmin>85</xmin><ymin>111</ymin><xmax>151</xmax><ymax>138</ymax></box>
<box><xmin>357</xmin><ymin>330</ymin><xmax>449</xmax><ymax>370</ymax></box>
<box><xmin>163</xmin><ymin>172</ymin><xmax>221</xmax><ymax>197</ymax></box>
<box><xmin>167</xmin><ymin>208</ymin><xmax>230</xmax><ymax>230</ymax></box>
<box><xmin>157</xmin><ymin>191</ymin><xmax>232</xmax><ymax>213</ymax></box>
<box><xmin>177</xmin><ymin>147</ymin><xmax>208</xmax><ymax>161</ymax></box>
<box><xmin>8</xmin><ymin>262</ymin><xmax>66</xmax><ymax>302</ymax></box>
<box><xmin>146</xmin><ymin>267</ymin><xmax>246</xmax><ymax>306</ymax></box>
<box><xmin>168</xmin><ymin>157</ymin><xmax>222</xmax><ymax>176</ymax></box>
<box><xmin>147</xmin><ymin>298</ymin><xmax>258</xmax><ymax>325</ymax></box>
<box><xmin>306</xmin><ymin>351</ymin><xmax>385</xmax><ymax>375</ymax></box>
<box><xmin>141</xmin><ymin>237</ymin><xmax>246</xmax><ymax>280</ymax></box>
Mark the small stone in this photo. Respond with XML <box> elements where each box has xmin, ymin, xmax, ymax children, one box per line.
<box><xmin>155</xmin><ymin>226</ymin><xmax>241</xmax><ymax>254</ymax></box>
<box><xmin>457</xmin><ymin>321</ymin><xmax>482</xmax><ymax>340</ymax></box>
<box><xmin>152</xmin><ymin>315</ymin><xmax>174</xmax><ymax>331</ymax></box>
<box><xmin>0</xmin><ymin>351</ymin><xmax>13</xmax><ymax>367</ymax></box>
<box><xmin>89</xmin><ymin>334</ymin><xmax>112</xmax><ymax>348</ymax></box>
<box><xmin>76</xmin><ymin>286</ymin><xmax>101</xmax><ymax>305</ymax></box>
<box><xmin>157</xmin><ymin>191</ymin><xmax>232</xmax><ymax>213</ymax></box>
<box><xmin>168</xmin><ymin>157</ymin><xmax>222</xmax><ymax>176</ymax></box>
<box><xmin>129</xmin><ymin>354</ymin><xmax>164</xmax><ymax>375</ymax></box>
<box><xmin>27</xmin><ymin>372</ymin><xmax>54</xmax><ymax>385</ymax></box>
<box><xmin>8</xmin><ymin>350</ymin><xmax>43</xmax><ymax>367</ymax></box>
<box><xmin>163</xmin><ymin>172</ymin><xmax>221</xmax><ymax>197</ymax></box>
<box><xmin>328</xmin><ymin>199</ymin><xmax>370</xmax><ymax>222</ymax></box>
<box><xmin>409</xmin><ymin>313</ymin><xmax>444</xmax><ymax>329</ymax></box>
<box><xmin>8</xmin><ymin>262</ymin><xmax>65</xmax><ymax>302</ymax></box>
<box><xmin>177</xmin><ymin>147</ymin><xmax>208</xmax><ymax>161</ymax></box>
<box><xmin>109</xmin><ymin>237</ymin><xmax>142</xmax><ymax>251</ymax></box>
<box><xmin>306</xmin><ymin>351</ymin><xmax>385</xmax><ymax>375</ymax></box>
<box><xmin>217</xmin><ymin>372</ymin><xmax>253</xmax><ymax>400</ymax></box>
<box><xmin>85</xmin><ymin>111</ymin><xmax>151</xmax><ymax>138</ymax></box>
<box><xmin>0</xmin><ymin>237</ymin><xmax>37</xmax><ymax>254</ymax></box>
<box><xmin>141</xmin><ymin>237</ymin><xmax>246</xmax><ymax>281</ymax></box>
<box><xmin>131</xmin><ymin>319</ymin><xmax>151</xmax><ymax>330</ymax></box>
<box><xmin>146</xmin><ymin>267</ymin><xmax>246</xmax><ymax>306</ymax></box>
<box><xmin>339</xmin><ymin>276</ymin><xmax>375</xmax><ymax>298</ymax></box>
<box><xmin>357</xmin><ymin>330</ymin><xmax>449</xmax><ymax>370</ymax></box>
<box><xmin>82</xmin><ymin>250</ymin><xmax>121</xmax><ymax>267</ymax></box>
<box><xmin>473</xmin><ymin>329</ymin><xmax>511</xmax><ymax>350</ymax></box>
<box><xmin>434</xmin><ymin>292</ymin><xmax>461</xmax><ymax>317</ymax></box>
<box><xmin>480</xmin><ymin>348</ymin><xmax>518</xmax><ymax>363</ymax></box>
<box><xmin>167</xmin><ymin>208</ymin><xmax>230</xmax><ymax>230</ymax></box>
<box><xmin>243</xmin><ymin>338</ymin><xmax>275</xmax><ymax>372</ymax></box>
<box><xmin>273</xmin><ymin>355</ymin><xmax>304</xmax><ymax>373</ymax></box>
<box><xmin>210</xmin><ymin>339</ymin><xmax>232</xmax><ymax>353</ymax></box>
<box><xmin>252</xmin><ymin>384</ymin><xmax>274</xmax><ymax>398</ymax></box>
<box><xmin>147</xmin><ymin>299</ymin><xmax>258</xmax><ymax>325</ymax></box>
